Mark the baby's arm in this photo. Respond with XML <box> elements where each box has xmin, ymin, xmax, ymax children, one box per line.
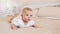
<box><xmin>10</xmin><ymin>23</ymin><xmax>17</xmax><ymax>30</ymax></box>
<box><xmin>9</xmin><ymin>16</ymin><xmax>18</xmax><ymax>30</ymax></box>
<box><xmin>9</xmin><ymin>16</ymin><xmax>16</xmax><ymax>23</ymax></box>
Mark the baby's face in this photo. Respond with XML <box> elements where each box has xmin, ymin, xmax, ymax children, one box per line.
<box><xmin>22</xmin><ymin>10</ymin><xmax>33</xmax><ymax>22</ymax></box>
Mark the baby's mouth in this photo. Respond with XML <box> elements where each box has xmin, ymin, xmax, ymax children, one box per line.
<box><xmin>28</xmin><ymin>19</ymin><xmax>30</xmax><ymax>21</ymax></box>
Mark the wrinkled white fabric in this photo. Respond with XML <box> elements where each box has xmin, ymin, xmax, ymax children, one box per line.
<box><xmin>12</xmin><ymin>16</ymin><xmax>35</xmax><ymax>27</ymax></box>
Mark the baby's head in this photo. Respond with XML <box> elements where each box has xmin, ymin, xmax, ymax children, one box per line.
<box><xmin>21</xmin><ymin>7</ymin><xmax>33</xmax><ymax>22</ymax></box>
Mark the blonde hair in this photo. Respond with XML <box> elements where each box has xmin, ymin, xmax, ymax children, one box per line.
<box><xmin>22</xmin><ymin>7</ymin><xmax>32</xmax><ymax>12</ymax></box>
<box><xmin>21</xmin><ymin>7</ymin><xmax>32</xmax><ymax>14</ymax></box>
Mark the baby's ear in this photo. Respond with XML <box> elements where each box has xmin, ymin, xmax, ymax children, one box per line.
<box><xmin>21</xmin><ymin>14</ymin><xmax>22</xmax><ymax>16</ymax></box>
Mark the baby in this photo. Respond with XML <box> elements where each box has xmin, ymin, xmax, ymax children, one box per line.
<box><xmin>10</xmin><ymin>7</ymin><xmax>39</xmax><ymax>30</ymax></box>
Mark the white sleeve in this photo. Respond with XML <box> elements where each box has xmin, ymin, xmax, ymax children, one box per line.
<box><xmin>11</xmin><ymin>17</ymin><xmax>19</xmax><ymax>26</ymax></box>
<box><xmin>29</xmin><ymin>20</ymin><xmax>35</xmax><ymax>26</ymax></box>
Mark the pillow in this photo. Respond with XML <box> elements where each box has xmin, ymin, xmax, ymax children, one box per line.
<box><xmin>37</xmin><ymin>7</ymin><xmax>60</xmax><ymax>17</ymax></box>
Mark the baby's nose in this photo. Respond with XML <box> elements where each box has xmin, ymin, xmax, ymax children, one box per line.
<box><xmin>28</xmin><ymin>17</ymin><xmax>30</xmax><ymax>18</ymax></box>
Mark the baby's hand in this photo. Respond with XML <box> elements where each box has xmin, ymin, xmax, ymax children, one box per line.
<box><xmin>10</xmin><ymin>23</ymin><xmax>18</xmax><ymax>30</ymax></box>
<box><xmin>32</xmin><ymin>24</ymin><xmax>39</xmax><ymax>28</ymax></box>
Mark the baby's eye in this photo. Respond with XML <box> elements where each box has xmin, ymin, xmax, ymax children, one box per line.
<box><xmin>30</xmin><ymin>15</ymin><xmax>32</xmax><ymax>16</ymax></box>
<box><xmin>26</xmin><ymin>14</ymin><xmax>28</xmax><ymax>16</ymax></box>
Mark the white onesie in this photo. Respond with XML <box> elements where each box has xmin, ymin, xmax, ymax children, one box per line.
<box><xmin>12</xmin><ymin>16</ymin><xmax>35</xmax><ymax>28</ymax></box>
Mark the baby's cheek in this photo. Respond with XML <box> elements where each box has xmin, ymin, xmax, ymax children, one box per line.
<box><xmin>30</xmin><ymin>17</ymin><xmax>32</xmax><ymax>19</ymax></box>
<box><xmin>26</xmin><ymin>16</ymin><xmax>28</xmax><ymax>19</ymax></box>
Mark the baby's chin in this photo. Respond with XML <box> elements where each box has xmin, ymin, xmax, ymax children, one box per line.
<box><xmin>25</xmin><ymin>19</ymin><xmax>31</xmax><ymax>22</ymax></box>
<box><xmin>28</xmin><ymin>19</ymin><xmax>31</xmax><ymax>21</ymax></box>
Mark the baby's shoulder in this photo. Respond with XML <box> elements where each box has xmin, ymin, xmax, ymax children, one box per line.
<box><xmin>28</xmin><ymin>20</ymin><xmax>35</xmax><ymax>25</ymax></box>
<box><xmin>12</xmin><ymin>16</ymin><xmax>20</xmax><ymax>20</ymax></box>
<box><xmin>29</xmin><ymin>20</ymin><xmax>35</xmax><ymax>23</ymax></box>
